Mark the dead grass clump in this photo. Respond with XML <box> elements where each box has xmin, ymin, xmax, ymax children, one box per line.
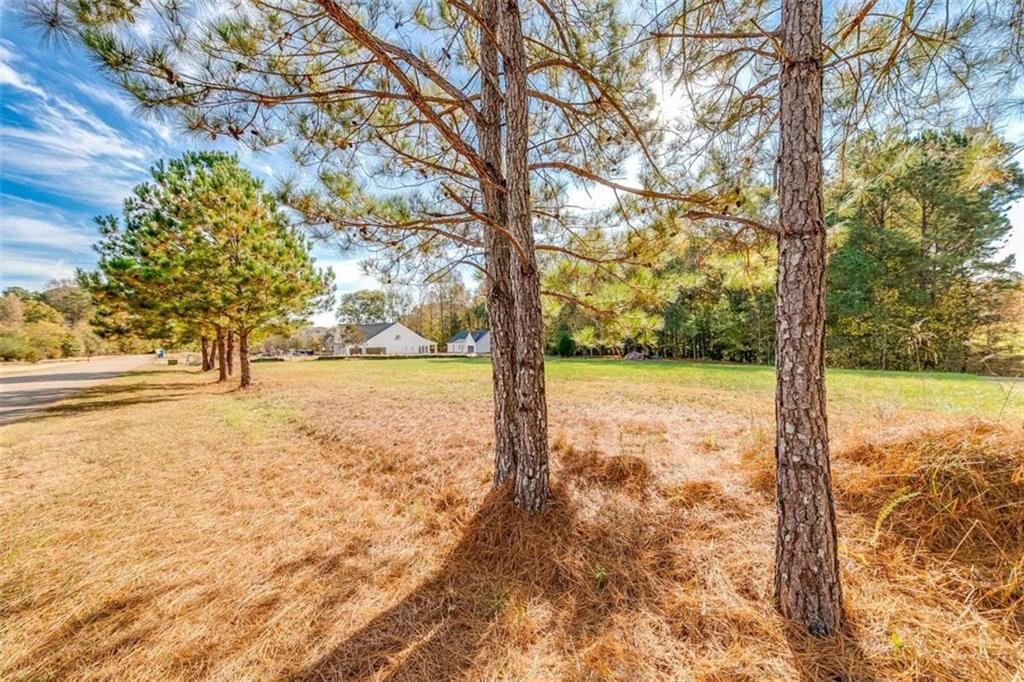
<box><xmin>836</xmin><ymin>420</ymin><xmax>1024</xmax><ymax>615</ymax></box>
<box><xmin>739</xmin><ymin>423</ymin><xmax>774</xmax><ymax>495</ymax></box>
<box><xmin>555</xmin><ymin>439</ymin><xmax>653</xmax><ymax>496</ymax></box>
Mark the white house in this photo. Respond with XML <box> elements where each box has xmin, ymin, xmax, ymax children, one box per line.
<box><xmin>446</xmin><ymin>330</ymin><xmax>490</xmax><ymax>354</ymax></box>
<box><xmin>330</xmin><ymin>322</ymin><xmax>437</xmax><ymax>356</ymax></box>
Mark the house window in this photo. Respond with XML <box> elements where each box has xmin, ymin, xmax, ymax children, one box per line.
<box><xmin>395</xmin><ymin>334</ymin><xmax>401</xmax><ymax>340</ymax></box>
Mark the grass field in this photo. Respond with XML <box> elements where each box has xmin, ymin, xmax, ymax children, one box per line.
<box><xmin>1</xmin><ymin>358</ymin><xmax>1022</xmax><ymax>681</ymax></box>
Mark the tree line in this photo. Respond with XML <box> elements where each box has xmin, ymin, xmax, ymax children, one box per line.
<box><xmin>81</xmin><ymin>152</ymin><xmax>334</xmax><ymax>387</ymax></box>
<box><xmin>0</xmin><ymin>281</ymin><xmax>149</xmax><ymax>361</ymax></box>
<box><xmin>337</xmin><ymin>280</ymin><xmax>487</xmax><ymax>345</ymax></box>
<box><xmin>546</xmin><ymin>130</ymin><xmax>1024</xmax><ymax>375</ymax></box>
<box><xmin>37</xmin><ymin>0</ymin><xmax>1024</xmax><ymax>636</ymax></box>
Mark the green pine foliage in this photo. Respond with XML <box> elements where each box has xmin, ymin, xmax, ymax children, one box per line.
<box><xmin>543</xmin><ymin>130</ymin><xmax>1024</xmax><ymax>374</ymax></box>
<box><xmin>81</xmin><ymin>152</ymin><xmax>334</xmax><ymax>381</ymax></box>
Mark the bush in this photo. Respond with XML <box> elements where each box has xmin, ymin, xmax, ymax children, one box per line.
<box><xmin>0</xmin><ymin>332</ymin><xmax>31</xmax><ymax>361</ymax></box>
<box><xmin>554</xmin><ymin>332</ymin><xmax>576</xmax><ymax>357</ymax></box>
<box><xmin>24</xmin><ymin>321</ymin><xmax>65</xmax><ymax>359</ymax></box>
<box><xmin>60</xmin><ymin>333</ymin><xmax>83</xmax><ymax>358</ymax></box>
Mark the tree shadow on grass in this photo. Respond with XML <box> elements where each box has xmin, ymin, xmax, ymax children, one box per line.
<box><xmin>4</xmin><ymin>585</ymin><xmax>177</xmax><ymax>682</ymax></box>
<box><xmin>289</xmin><ymin>453</ymin><xmax>682</xmax><ymax>681</ymax></box>
<box><xmin>127</xmin><ymin>368</ymin><xmax>205</xmax><ymax>377</ymax></box>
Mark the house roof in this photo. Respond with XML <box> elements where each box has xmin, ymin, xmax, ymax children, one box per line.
<box><xmin>339</xmin><ymin>322</ymin><xmax>395</xmax><ymax>342</ymax></box>
<box><xmin>447</xmin><ymin>329</ymin><xmax>489</xmax><ymax>343</ymax></box>
<box><xmin>337</xmin><ymin>322</ymin><xmax>437</xmax><ymax>344</ymax></box>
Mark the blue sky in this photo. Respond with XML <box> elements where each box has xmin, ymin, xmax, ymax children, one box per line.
<box><xmin>0</xmin><ymin>17</ymin><xmax>376</xmax><ymax>326</ymax></box>
<box><xmin>2</xmin><ymin>9</ymin><xmax>1023</xmax><ymax>328</ymax></box>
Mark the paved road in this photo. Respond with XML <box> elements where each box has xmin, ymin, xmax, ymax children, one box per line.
<box><xmin>0</xmin><ymin>355</ymin><xmax>153</xmax><ymax>425</ymax></box>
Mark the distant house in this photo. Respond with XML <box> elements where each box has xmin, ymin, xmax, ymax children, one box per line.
<box><xmin>447</xmin><ymin>330</ymin><xmax>490</xmax><ymax>354</ymax></box>
<box><xmin>329</xmin><ymin>321</ymin><xmax>437</xmax><ymax>356</ymax></box>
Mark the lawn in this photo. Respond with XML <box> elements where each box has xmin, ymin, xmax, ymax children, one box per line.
<box><xmin>1</xmin><ymin>358</ymin><xmax>1021</xmax><ymax>681</ymax></box>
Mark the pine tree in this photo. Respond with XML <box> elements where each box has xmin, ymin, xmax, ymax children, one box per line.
<box><xmin>83</xmin><ymin>153</ymin><xmax>333</xmax><ymax>387</ymax></box>
<box><xmin>37</xmin><ymin>0</ymin><xmax>709</xmax><ymax>512</ymax></box>
<box><xmin>654</xmin><ymin>0</ymin><xmax>1024</xmax><ymax>634</ymax></box>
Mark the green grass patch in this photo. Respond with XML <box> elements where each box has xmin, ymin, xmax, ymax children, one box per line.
<box><xmin>261</xmin><ymin>357</ymin><xmax>1020</xmax><ymax>418</ymax></box>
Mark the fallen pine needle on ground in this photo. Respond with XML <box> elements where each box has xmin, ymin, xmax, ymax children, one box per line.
<box><xmin>1</xmin><ymin>358</ymin><xmax>1021</xmax><ymax>680</ymax></box>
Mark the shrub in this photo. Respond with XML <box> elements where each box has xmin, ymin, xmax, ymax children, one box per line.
<box><xmin>60</xmin><ymin>333</ymin><xmax>83</xmax><ymax>358</ymax></box>
<box><xmin>0</xmin><ymin>332</ymin><xmax>31</xmax><ymax>361</ymax></box>
<box><xmin>24</xmin><ymin>321</ymin><xmax>65</xmax><ymax>359</ymax></box>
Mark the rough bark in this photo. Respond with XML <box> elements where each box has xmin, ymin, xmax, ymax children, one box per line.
<box><xmin>479</xmin><ymin>0</ymin><xmax>518</xmax><ymax>488</ymax></box>
<box><xmin>238</xmin><ymin>330</ymin><xmax>251</xmax><ymax>388</ymax></box>
<box><xmin>200</xmin><ymin>335</ymin><xmax>211</xmax><ymax>371</ymax></box>
<box><xmin>499</xmin><ymin>0</ymin><xmax>550</xmax><ymax>514</ymax></box>
<box><xmin>226</xmin><ymin>330</ymin><xmax>235</xmax><ymax>376</ymax></box>
<box><xmin>774</xmin><ymin>0</ymin><xmax>844</xmax><ymax>636</ymax></box>
<box><xmin>215</xmin><ymin>326</ymin><xmax>228</xmax><ymax>383</ymax></box>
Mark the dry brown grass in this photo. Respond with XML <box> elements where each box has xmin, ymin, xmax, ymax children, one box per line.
<box><xmin>2</xmin><ymin>359</ymin><xmax>1022</xmax><ymax>681</ymax></box>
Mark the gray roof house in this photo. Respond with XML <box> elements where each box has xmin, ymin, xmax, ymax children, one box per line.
<box><xmin>446</xmin><ymin>330</ymin><xmax>490</xmax><ymax>354</ymax></box>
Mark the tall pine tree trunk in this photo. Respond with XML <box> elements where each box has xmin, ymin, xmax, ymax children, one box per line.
<box><xmin>480</xmin><ymin>0</ymin><xmax>517</xmax><ymax>487</ymax></box>
<box><xmin>215</xmin><ymin>326</ymin><xmax>228</xmax><ymax>383</ymax></box>
<box><xmin>499</xmin><ymin>0</ymin><xmax>550</xmax><ymax>514</ymax></box>
<box><xmin>774</xmin><ymin>0</ymin><xmax>843</xmax><ymax>636</ymax></box>
<box><xmin>200</xmin><ymin>335</ymin><xmax>211</xmax><ymax>371</ymax></box>
<box><xmin>226</xmin><ymin>330</ymin><xmax>235</xmax><ymax>376</ymax></box>
<box><xmin>238</xmin><ymin>330</ymin><xmax>251</xmax><ymax>388</ymax></box>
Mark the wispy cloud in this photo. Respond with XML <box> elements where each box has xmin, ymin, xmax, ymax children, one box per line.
<box><xmin>0</xmin><ymin>46</ymin><xmax>46</xmax><ymax>98</ymax></box>
<box><xmin>1</xmin><ymin>253</ymin><xmax>78</xmax><ymax>285</ymax></box>
<box><xmin>73</xmin><ymin>81</ymin><xmax>175</xmax><ymax>144</ymax></box>
<box><xmin>1</xmin><ymin>36</ymin><xmax>161</xmax><ymax>207</ymax></box>
<box><xmin>1</xmin><ymin>93</ymin><xmax>154</xmax><ymax>204</ymax></box>
<box><xmin>1</xmin><ymin>195</ymin><xmax>97</xmax><ymax>251</ymax></box>
<box><xmin>0</xmin><ymin>29</ymin><xmax>446</xmax><ymax>295</ymax></box>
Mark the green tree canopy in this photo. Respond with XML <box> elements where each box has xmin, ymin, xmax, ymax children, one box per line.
<box><xmin>83</xmin><ymin>152</ymin><xmax>334</xmax><ymax>386</ymax></box>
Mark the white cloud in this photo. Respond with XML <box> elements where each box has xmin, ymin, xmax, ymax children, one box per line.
<box><xmin>1</xmin><ymin>253</ymin><xmax>77</xmax><ymax>284</ymax></box>
<box><xmin>563</xmin><ymin>155</ymin><xmax>641</xmax><ymax>211</ymax></box>
<box><xmin>1</xmin><ymin>194</ymin><xmax>97</xmax><ymax>252</ymax></box>
<box><xmin>2</xmin><ymin>214</ymin><xmax>94</xmax><ymax>250</ymax></box>
<box><xmin>73</xmin><ymin>82</ymin><xmax>175</xmax><ymax>144</ymax></box>
<box><xmin>0</xmin><ymin>40</ymin><xmax>47</xmax><ymax>98</ymax></box>
<box><xmin>0</xmin><ymin>40</ymin><xmax>162</xmax><ymax>207</ymax></box>
<box><xmin>302</xmin><ymin>254</ymin><xmax>378</xmax><ymax>327</ymax></box>
<box><xmin>0</xmin><ymin>61</ymin><xmax>46</xmax><ymax>98</ymax></box>
<box><xmin>312</xmin><ymin>254</ymin><xmax>380</xmax><ymax>291</ymax></box>
<box><xmin>1</xmin><ymin>93</ymin><xmax>153</xmax><ymax>204</ymax></box>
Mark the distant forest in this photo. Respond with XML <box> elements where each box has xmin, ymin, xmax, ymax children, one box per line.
<box><xmin>542</xmin><ymin>131</ymin><xmax>1024</xmax><ymax>375</ymax></box>
<box><xmin>0</xmin><ymin>281</ymin><xmax>149</xmax><ymax>362</ymax></box>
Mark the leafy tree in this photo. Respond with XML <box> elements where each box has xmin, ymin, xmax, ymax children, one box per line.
<box><xmin>21</xmin><ymin>299</ymin><xmax>63</xmax><ymax>325</ymax></box>
<box><xmin>41</xmin><ymin>280</ymin><xmax>93</xmax><ymax>326</ymax></box>
<box><xmin>402</xmin><ymin>277</ymin><xmax>485</xmax><ymax>347</ymax></box>
<box><xmin>84</xmin><ymin>152</ymin><xmax>334</xmax><ymax>386</ymax></box>
<box><xmin>0</xmin><ymin>294</ymin><xmax>24</xmax><ymax>329</ymax></box>
<box><xmin>654</xmin><ymin>0</ymin><xmax>1024</xmax><ymax>635</ymax></box>
<box><xmin>337</xmin><ymin>289</ymin><xmax>411</xmax><ymax>326</ymax></box>
<box><xmin>827</xmin><ymin>130</ymin><xmax>1024</xmax><ymax>372</ymax></box>
<box><xmin>24</xmin><ymin>321</ymin><xmax>66</xmax><ymax>359</ymax></box>
<box><xmin>0</xmin><ymin>333</ymin><xmax>33</xmax><ymax>362</ymax></box>
<box><xmin>37</xmin><ymin>0</ymin><xmax>741</xmax><ymax>514</ymax></box>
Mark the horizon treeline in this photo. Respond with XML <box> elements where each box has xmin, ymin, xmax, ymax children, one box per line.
<box><xmin>0</xmin><ymin>281</ymin><xmax>150</xmax><ymax>362</ymax></box>
<box><xmin>543</xmin><ymin>130</ymin><xmax>1024</xmax><ymax>375</ymax></box>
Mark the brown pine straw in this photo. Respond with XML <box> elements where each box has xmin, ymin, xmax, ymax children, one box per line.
<box><xmin>2</xmin><ymin>364</ymin><xmax>1022</xmax><ymax>680</ymax></box>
